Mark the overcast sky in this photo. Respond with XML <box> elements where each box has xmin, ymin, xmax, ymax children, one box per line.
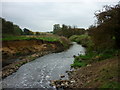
<box><xmin>1</xmin><ymin>0</ymin><xmax>119</xmax><ymax>32</ymax></box>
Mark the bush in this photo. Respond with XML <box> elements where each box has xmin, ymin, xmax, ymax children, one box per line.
<box><xmin>71</xmin><ymin>57</ymin><xmax>87</xmax><ymax>67</ymax></box>
<box><xmin>71</xmin><ymin>48</ymin><xmax>118</xmax><ymax>68</ymax></box>
<box><xmin>69</xmin><ymin>35</ymin><xmax>94</xmax><ymax>52</ymax></box>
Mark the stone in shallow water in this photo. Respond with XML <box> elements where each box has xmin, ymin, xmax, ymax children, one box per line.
<box><xmin>60</xmin><ymin>75</ymin><xmax>65</xmax><ymax>78</ymax></box>
<box><xmin>46</xmin><ymin>75</ymin><xmax>50</xmax><ymax>79</ymax></box>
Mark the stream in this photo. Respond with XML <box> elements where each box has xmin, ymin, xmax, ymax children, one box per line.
<box><xmin>2</xmin><ymin>42</ymin><xmax>85</xmax><ymax>89</ymax></box>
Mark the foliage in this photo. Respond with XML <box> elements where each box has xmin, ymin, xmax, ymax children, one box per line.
<box><xmin>100</xmin><ymin>81</ymin><xmax>120</xmax><ymax>89</ymax></box>
<box><xmin>13</xmin><ymin>25</ymin><xmax>23</xmax><ymax>35</ymax></box>
<box><xmin>71</xmin><ymin>48</ymin><xmax>118</xmax><ymax>68</ymax></box>
<box><xmin>71</xmin><ymin>56</ymin><xmax>87</xmax><ymax>67</ymax></box>
<box><xmin>2</xmin><ymin>35</ymin><xmax>70</xmax><ymax>48</ymax></box>
<box><xmin>53</xmin><ymin>24</ymin><xmax>85</xmax><ymax>38</ymax></box>
<box><xmin>88</xmin><ymin>3</ymin><xmax>120</xmax><ymax>50</ymax></box>
<box><xmin>2</xmin><ymin>36</ymin><xmax>59</xmax><ymax>42</ymax></box>
<box><xmin>59</xmin><ymin>36</ymin><xmax>71</xmax><ymax>48</ymax></box>
<box><xmin>69</xmin><ymin>35</ymin><xmax>93</xmax><ymax>50</ymax></box>
<box><xmin>36</xmin><ymin>32</ymin><xmax>41</xmax><ymax>35</ymax></box>
<box><xmin>1</xmin><ymin>18</ymin><xmax>44</xmax><ymax>37</ymax></box>
<box><xmin>23</xmin><ymin>28</ymin><xmax>34</xmax><ymax>35</ymax></box>
<box><xmin>79</xmin><ymin>52</ymin><xmax>96</xmax><ymax>60</ymax></box>
<box><xmin>1</xmin><ymin>18</ymin><xmax>23</xmax><ymax>37</ymax></box>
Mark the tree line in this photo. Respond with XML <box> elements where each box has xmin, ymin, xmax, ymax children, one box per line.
<box><xmin>1</xmin><ymin>18</ymin><xmax>46</xmax><ymax>37</ymax></box>
<box><xmin>1</xmin><ymin>18</ymin><xmax>86</xmax><ymax>38</ymax></box>
<box><xmin>53</xmin><ymin>24</ymin><xmax>86</xmax><ymax>38</ymax></box>
<box><xmin>1</xmin><ymin>18</ymin><xmax>23</xmax><ymax>36</ymax></box>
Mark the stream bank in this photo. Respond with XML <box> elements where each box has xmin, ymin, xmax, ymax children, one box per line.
<box><xmin>50</xmin><ymin>55</ymin><xmax>119</xmax><ymax>89</ymax></box>
<box><xmin>2</xmin><ymin>42</ymin><xmax>85</xmax><ymax>89</ymax></box>
<box><xmin>2</xmin><ymin>39</ymin><xmax>71</xmax><ymax>79</ymax></box>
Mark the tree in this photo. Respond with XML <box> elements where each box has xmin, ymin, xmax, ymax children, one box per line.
<box><xmin>1</xmin><ymin>18</ymin><xmax>23</xmax><ymax>37</ymax></box>
<box><xmin>36</xmin><ymin>32</ymin><xmax>41</xmax><ymax>35</ymax></box>
<box><xmin>53</xmin><ymin>24</ymin><xmax>61</xmax><ymax>34</ymax></box>
<box><xmin>13</xmin><ymin>25</ymin><xmax>23</xmax><ymax>35</ymax></box>
<box><xmin>53</xmin><ymin>24</ymin><xmax>85</xmax><ymax>38</ymax></box>
<box><xmin>2</xmin><ymin>18</ymin><xmax>14</xmax><ymax>35</ymax></box>
<box><xmin>23</xmin><ymin>28</ymin><xmax>34</xmax><ymax>35</ymax></box>
<box><xmin>90</xmin><ymin>3</ymin><xmax>120</xmax><ymax>49</ymax></box>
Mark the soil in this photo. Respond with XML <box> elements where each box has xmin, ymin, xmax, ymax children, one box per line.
<box><xmin>68</xmin><ymin>56</ymin><xmax>119</xmax><ymax>88</ymax></box>
<box><xmin>2</xmin><ymin>40</ymin><xmax>64</xmax><ymax>67</ymax></box>
<box><xmin>50</xmin><ymin>56</ymin><xmax>120</xmax><ymax>89</ymax></box>
<box><xmin>1</xmin><ymin>39</ymin><xmax>69</xmax><ymax>79</ymax></box>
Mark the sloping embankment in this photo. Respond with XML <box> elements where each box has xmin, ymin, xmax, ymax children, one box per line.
<box><xmin>2</xmin><ymin>40</ymin><xmax>65</xmax><ymax>67</ymax></box>
<box><xmin>68</xmin><ymin>57</ymin><xmax>119</xmax><ymax>88</ymax></box>
<box><xmin>50</xmin><ymin>56</ymin><xmax>119</xmax><ymax>88</ymax></box>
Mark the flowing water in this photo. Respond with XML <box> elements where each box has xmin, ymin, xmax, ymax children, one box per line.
<box><xmin>2</xmin><ymin>42</ymin><xmax>85</xmax><ymax>89</ymax></box>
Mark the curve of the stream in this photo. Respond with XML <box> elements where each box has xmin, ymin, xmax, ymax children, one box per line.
<box><xmin>2</xmin><ymin>42</ymin><xmax>85</xmax><ymax>89</ymax></box>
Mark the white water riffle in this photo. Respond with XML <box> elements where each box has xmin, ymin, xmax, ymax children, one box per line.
<box><xmin>2</xmin><ymin>42</ymin><xmax>85</xmax><ymax>88</ymax></box>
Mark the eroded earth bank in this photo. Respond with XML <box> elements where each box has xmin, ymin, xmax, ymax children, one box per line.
<box><xmin>1</xmin><ymin>38</ymin><xmax>71</xmax><ymax>78</ymax></box>
<box><xmin>2</xmin><ymin>42</ymin><xmax>85</xmax><ymax>88</ymax></box>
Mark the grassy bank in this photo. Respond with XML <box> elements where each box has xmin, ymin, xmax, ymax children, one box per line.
<box><xmin>69</xmin><ymin>34</ymin><xmax>93</xmax><ymax>48</ymax></box>
<box><xmin>68</xmin><ymin>56</ymin><xmax>120</xmax><ymax>89</ymax></box>
<box><xmin>71</xmin><ymin>49</ymin><xmax>119</xmax><ymax>67</ymax></box>
<box><xmin>69</xmin><ymin>34</ymin><xmax>119</xmax><ymax>67</ymax></box>
<box><xmin>2</xmin><ymin>35</ymin><xmax>71</xmax><ymax>78</ymax></box>
<box><xmin>2</xmin><ymin>35</ymin><xmax>59</xmax><ymax>42</ymax></box>
<box><xmin>2</xmin><ymin>35</ymin><xmax>71</xmax><ymax>65</ymax></box>
<box><xmin>69</xmin><ymin>34</ymin><xmax>120</xmax><ymax>88</ymax></box>
<box><xmin>2</xmin><ymin>35</ymin><xmax>71</xmax><ymax>48</ymax></box>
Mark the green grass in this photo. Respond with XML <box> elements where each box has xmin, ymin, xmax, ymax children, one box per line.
<box><xmin>79</xmin><ymin>52</ymin><xmax>96</xmax><ymax>60</ymax></box>
<box><xmin>100</xmin><ymin>81</ymin><xmax>120</xmax><ymax>89</ymax></box>
<box><xmin>71</xmin><ymin>60</ymin><xmax>87</xmax><ymax>67</ymax></box>
<box><xmin>2</xmin><ymin>35</ymin><xmax>71</xmax><ymax>49</ymax></box>
<box><xmin>69</xmin><ymin>34</ymin><xmax>94</xmax><ymax>49</ymax></box>
<box><xmin>71</xmin><ymin>51</ymin><xmax>97</xmax><ymax>67</ymax></box>
<box><xmin>71</xmin><ymin>48</ymin><xmax>118</xmax><ymax>68</ymax></box>
<box><xmin>71</xmin><ymin>52</ymin><xmax>95</xmax><ymax>67</ymax></box>
<box><xmin>71</xmin><ymin>56</ymin><xmax>87</xmax><ymax>67</ymax></box>
<box><xmin>36</xmin><ymin>37</ymin><xmax>59</xmax><ymax>42</ymax></box>
<box><xmin>95</xmin><ymin>49</ymin><xmax>118</xmax><ymax>61</ymax></box>
<box><xmin>2</xmin><ymin>36</ymin><xmax>60</xmax><ymax>42</ymax></box>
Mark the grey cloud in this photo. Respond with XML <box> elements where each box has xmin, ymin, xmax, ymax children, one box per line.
<box><xmin>2</xmin><ymin>2</ymin><xmax>118</xmax><ymax>32</ymax></box>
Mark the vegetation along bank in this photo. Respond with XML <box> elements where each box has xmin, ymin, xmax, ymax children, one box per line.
<box><xmin>1</xmin><ymin>35</ymin><xmax>71</xmax><ymax>78</ymax></box>
<box><xmin>50</xmin><ymin>3</ymin><xmax>120</xmax><ymax>89</ymax></box>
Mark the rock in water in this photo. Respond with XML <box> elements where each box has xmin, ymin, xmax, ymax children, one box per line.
<box><xmin>60</xmin><ymin>75</ymin><xmax>65</xmax><ymax>78</ymax></box>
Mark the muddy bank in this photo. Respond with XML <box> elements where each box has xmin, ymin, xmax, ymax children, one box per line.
<box><xmin>2</xmin><ymin>40</ymin><xmax>66</xmax><ymax>67</ymax></box>
<box><xmin>1</xmin><ymin>39</ymin><xmax>71</xmax><ymax>78</ymax></box>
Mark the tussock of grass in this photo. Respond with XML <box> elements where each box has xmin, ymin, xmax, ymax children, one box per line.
<box><xmin>71</xmin><ymin>60</ymin><xmax>87</xmax><ymax>67</ymax></box>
